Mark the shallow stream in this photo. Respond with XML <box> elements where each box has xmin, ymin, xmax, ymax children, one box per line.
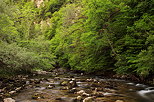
<box><xmin>13</xmin><ymin>73</ymin><xmax>154</xmax><ymax>102</ymax></box>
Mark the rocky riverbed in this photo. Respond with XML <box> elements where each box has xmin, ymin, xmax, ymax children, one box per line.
<box><xmin>1</xmin><ymin>71</ymin><xmax>154</xmax><ymax>102</ymax></box>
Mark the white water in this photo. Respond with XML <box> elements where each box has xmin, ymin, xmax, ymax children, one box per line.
<box><xmin>138</xmin><ymin>87</ymin><xmax>154</xmax><ymax>101</ymax></box>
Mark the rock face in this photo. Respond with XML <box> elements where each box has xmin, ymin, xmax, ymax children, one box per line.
<box><xmin>3</xmin><ymin>98</ymin><xmax>15</xmax><ymax>102</ymax></box>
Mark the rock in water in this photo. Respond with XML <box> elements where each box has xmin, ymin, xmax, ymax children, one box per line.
<box><xmin>115</xmin><ymin>100</ymin><xmax>124</xmax><ymax>102</ymax></box>
<box><xmin>76</xmin><ymin>96</ymin><xmax>82</xmax><ymax>101</ymax></box>
<box><xmin>60</xmin><ymin>81</ymin><xmax>68</xmax><ymax>86</ymax></box>
<box><xmin>68</xmin><ymin>79</ymin><xmax>77</xmax><ymax>89</ymax></box>
<box><xmin>77</xmin><ymin>90</ymin><xmax>85</xmax><ymax>95</ymax></box>
<box><xmin>3</xmin><ymin>98</ymin><xmax>15</xmax><ymax>102</ymax></box>
<box><xmin>83</xmin><ymin>97</ymin><xmax>93</xmax><ymax>102</ymax></box>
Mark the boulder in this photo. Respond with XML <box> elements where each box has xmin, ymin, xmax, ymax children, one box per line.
<box><xmin>3</xmin><ymin>98</ymin><xmax>15</xmax><ymax>102</ymax></box>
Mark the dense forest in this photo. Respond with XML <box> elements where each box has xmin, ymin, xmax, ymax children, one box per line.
<box><xmin>0</xmin><ymin>0</ymin><xmax>154</xmax><ymax>80</ymax></box>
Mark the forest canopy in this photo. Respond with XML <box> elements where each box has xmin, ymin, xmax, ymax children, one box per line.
<box><xmin>0</xmin><ymin>0</ymin><xmax>154</xmax><ymax>78</ymax></box>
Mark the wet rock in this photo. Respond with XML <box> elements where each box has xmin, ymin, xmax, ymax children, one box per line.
<box><xmin>46</xmin><ymin>85</ymin><xmax>54</xmax><ymax>89</ymax></box>
<box><xmin>68</xmin><ymin>88</ymin><xmax>77</xmax><ymax>93</ymax></box>
<box><xmin>0</xmin><ymin>88</ymin><xmax>4</xmax><ymax>92</ymax></box>
<box><xmin>54</xmin><ymin>77</ymin><xmax>60</xmax><ymax>80</ymax></box>
<box><xmin>83</xmin><ymin>97</ymin><xmax>93</xmax><ymax>102</ymax></box>
<box><xmin>77</xmin><ymin>96</ymin><xmax>82</xmax><ymax>101</ymax></box>
<box><xmin>34</xmin><ymin>79</ymin><xmax>41</xmax><ymax>84</ymax></box>
<box><xmin>115</xmin><ymin>100</ymin><xmax>124</xmax><ymax>102</ymax></box>
<box><xmin>86</xmin><ymin>79</ymin><xmax>93</xmax><ymax>82</ymax></box>
<box><xmin>136</xmin><ymin>84</ymin><xmax>146</xmax><ymax>87</ymax></box>
<box><xmin>47</xmin><ymin>78</ymin><xmax>54</xmax><ymax>82</ymax></box>
<box><xmin>60</xmin><ymin>81</ymin><xmax>68</xmax><ymax>86</ymax></box>
<box><xmin>77</xmin><ymin>90</ymin><xmax>86</xmax><ymax>95</ymax></box>
<box><xmin>104</xmin><ymin>88</ymin><xmax>117</xmax><ymax>93</ymax></box>
<box><xmin>3</xmin><ymin>98</ymin><xmax>15</xmax><ymax>102</ymax></box>
<box><xmin>68</xmin><ymin>79</ymin><xmax>77</xmax><ymax>89</ymax></box>
<box><xmin>15</xmin><ymin>87</ymin><xmax>22</xmax><ymax>91</ymax></box>
<box><xmin>26</xmin><ymin>81</ymin><xmax>30</xmax><ymax>85</ymax></box>
<box><xmin>92</xmin><ymin>88</ymin><xmax>104</xmax><ymax>97</ymax></box>
<box><xmin>72</xmin><ymin>96</ymin><xmax>83</xmax><ymax>102</ymax></box>
<box><xmin>82</xmin><ymin>92</ymin><xmax>90</xmax><ymax>97</ymax></box>
<box><xmin>30</xmin><ymin>79</ymin><xmax>35</xmax><ymax>83</ymax></box>
<box><xmin>9</xmin><ymin>91</ymin><xmax>16</xmax><ymax>94</ymax></box>
<box><xmin>90</xmin><ymin>82</ymin><xmax>101</xmax><ymax>87</ymax></box>
<box><xmin>32</xmin><ymin>93</ymin><xmax>45</xmax><ymax>99</ymax></box>
<box><xmin>61</xmin><ymin>87</ymin><xmax>69</xmax><ymax>90</ymax></box>
<box><xmin>103</xmin><ymin>92</ymin><xmax>116</xmax><ymax>97</ymax></box>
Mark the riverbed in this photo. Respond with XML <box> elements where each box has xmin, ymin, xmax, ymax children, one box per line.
<box><xmin>5</xmin><ymin>73</ymin><xmax>154</xmax><ymax>102</ymax></box>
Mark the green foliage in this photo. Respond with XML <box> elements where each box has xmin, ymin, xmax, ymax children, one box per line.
<box><xmin>0</xmin><ymin>0</ymin><xmax>154</xmax><ymax>79</ymax></box>
<box><xmin>0</xmin><ymin>43</ymin><xmax>36</xmax><ymax>72</ymax></box>
<box><xmin>0</xmin><ymin>42</ymin><xmax>54</xmax><ymax>73</ymax></box>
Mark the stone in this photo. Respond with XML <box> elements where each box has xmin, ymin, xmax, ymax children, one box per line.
<box><xmin>32</xmin><ymin>93</ymin><xmax>44</xmax><ymax>99</ymax></box>
<box><xmin>68</xmin><ymin>88</ymin><xmax>77</xmax><ymax>93</ymax></box>
<box><xmin>47</xmin><ymin>85</ymin><xmax>54</xmax><ymax>89</ymax></box>
<box><xmin>76</xmin><ymin>96</ymin><xmax>82</xmax><ymax>101</ymax></box>
<box><xmin>15</xmin><ymin>87</ymin><xmax>22</xmax><ymax>91</ymax></box>
<box><xmin>60</xmin><ymin>87</ymin><xmax>69</xmax><ymax>90</ymax></box>
<box><xmin>81</xmin><ymin>73</ymin><xmax>84</xmax><ymax>75</ymax></box>
<box><xmin>77</xmin><ymin>90</ymin><xmax>85</xmax><ymax>95</ymax></box>
<box><xmin>9</xmin><ymin>91</ymin><xmax>16</xmax><ymax>94</ymax></box>
<box><xmin>83</xmin><ymin>97</ymin><xmax>93</xmax><ymax>102</ymax></box>
<box><xmin>26</xmin><ymin>81</ymin><xmax>30</xmax><ymax>84</ymax></box>
<box><xmin>60</xmin><ymin>81</ymin><xmax>68</xmax><ymax>86</ymax></box>
<box><xmin>82</xmin><ymin>92</ymin><xmax>90</xmax><ymax>97</ymax></box>
<box><xmin>54</xmin><ymin>77</ymin><xmax>60</xmax><ymax>80</ymax></box>
<box><xmin>3</xmin><ymin>98</ymin><xmax>15</xmax><ymax>102</ymax></box>
<box><xmin>68</xmin><ymin>80</ymin><xmax>77</xmax><ymax>89</ymax></box>
<box><xmin>115</xmin><ymin>100</ymin><xmax>124</xmax><ymax>102</ymax></box>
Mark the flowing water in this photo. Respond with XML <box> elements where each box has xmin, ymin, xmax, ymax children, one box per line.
<box><xmin>13</xmin><ymin>73</ymin><xmax>154</xmax><ymax>102</ymax></box>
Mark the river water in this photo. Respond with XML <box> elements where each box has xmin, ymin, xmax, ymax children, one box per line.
<box><xmin>13</xmin><ymin>73</ymin><xmax>154</xmax><ymax>102</ymax></box>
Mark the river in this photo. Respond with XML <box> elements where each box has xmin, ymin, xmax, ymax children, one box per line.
<box><xmin>12</xmin><ymin>73</ymin><xmax>154</xmax><ymax>102</ymax></box>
